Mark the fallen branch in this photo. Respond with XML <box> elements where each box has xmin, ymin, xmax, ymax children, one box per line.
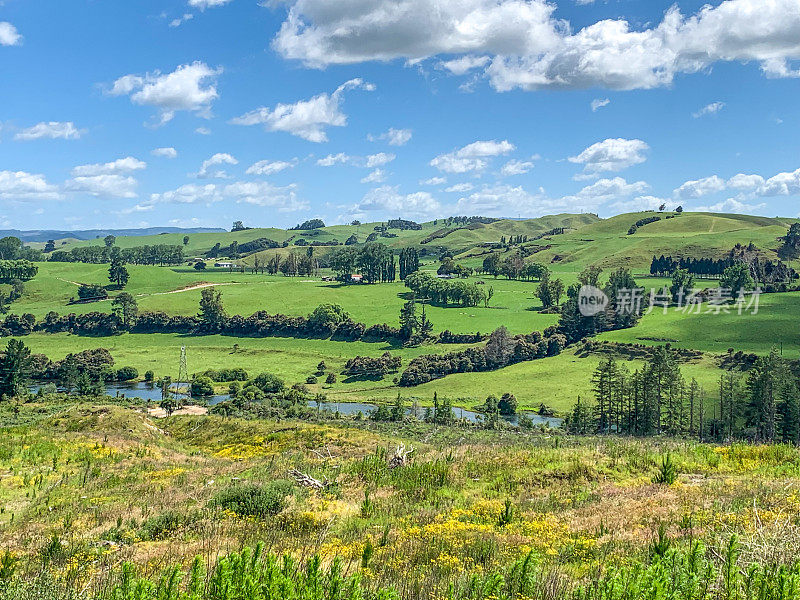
<box><xmin>388</xmin><ymin>444</ymin><xmax>413</xmax><ymax>469</ymax></box>
<box><xmin>288</xmin><ymin>468</ymin><xmax>329</xmax><ymax>490</ymax></box>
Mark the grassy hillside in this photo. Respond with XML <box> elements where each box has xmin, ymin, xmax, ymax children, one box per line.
<box><xmin>2</xmin><ymin>404</ymin><xmax>799</xmax><ymax>600</ymax></box>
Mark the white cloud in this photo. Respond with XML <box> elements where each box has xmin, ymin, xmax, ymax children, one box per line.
<box><xmin>420</xmin><ymin>176</ymin><xmax>447</xmax><ymax>186</ymax></box>
<box><xmin>569</xmin><ymin>138</ymin><xmax>649</xmax><ymax>175</ymax></box>
<box><xmin>440</xmin><ymin>55</ymin><xmax>491</xmax><ymax>75</ymax></box>
<box><xmin>591</xmin><ymin>98</ymin><xmax>610</xmax><ymax>112</ymax></box>
<box><xmin>65</xmin><ymin>175</ymin><xmax>139</xmax><ymax>199</ymax></box>
<box><xmin>368</xmin><ymin>128</ymin><xmax>412</xmax><ymax>146</ymax></box>
<box><xmin>188</xmin><ymin>0</ymin><xmax>232</xmax><ymax>8</ymax></box>
<box><xmin>274</xmin><ymin>0</ymin><xmax>800</xmax><ymax>92</ymax></box>
<box><xmin>152</xmin><ymin>147</ymin><xmax>179</xmax><ymax>159</ymax></box>
<box><xmin>695</xmin><ymin>198</ymin><xmax>766</xmax><ymax>214</ymax></box>
<box><xmin>431</xmin><ymin>139</ymin><xmax>515</xmax><ymax>173</ymax></box>
<box><xmin>693</xmin><ymin>101</ymin><xmax>726</xmax><ymax>118</ymax></box>
<box><xmin>0</xmin><ymin>171</ymin><xmax>61</xmax><ymax>201</ymax></box>
<box><xmin>727</xmin><ymin>173</ymin><xmax>765</xmax><ymax>191</ymax></box>
<box><xmin>0</xmin><ymin>22</ymin><xmax>22</xmax><ymax>46</ymax></box>
<box><xmin>15</xmin><ymin>122</ymin><xmax>85</xmax><ymax>141</ymax></box>
<box><xmin>760</xmin><ymin>167</ymin><xmax>800</xmax><ymax>196</ymax></box>
<box><xmin>361</xmin><ymin>169</ymin><xmax>387</xmax><ymax>184</ymax></box>
<box><xmin>366</xmin><ymin>152</ymin><xmax>396</xmax><ymax>168</ymax></box>
<box><xmin>610</xmin><ymin>195</ymin><xmax>677</xmax><ymax>212</ymax></box>
<box><xmin>231</xmin><ymin>79</ymin><xmax>374</xmax><ymax>142</ymax></box>
<box><xmin>197</xmin><ymin>153</ymin><xmax>238</xmax><ymax>178</ymax></box>
<box><xmin>195</xmin><ymin>127</ymin><xmax>212</xmax><ymax>135</ymax></box>
<box><xmin>673</xmin><ymin>175</ymin><xmax>727</xmax><ymax>199</ymax></box>
<box><xmin>109</xmin><ymin>61</ymin><xmax>221</xmax><ymax>125</ymax></box>
<box><xmin>455</xmin><ymin>184</ymin><xmax>560</xmax><ymax>216</ymax></box>
<box><xmin>571</xmin><ymin>177</ymin><xmax>649</xmax><ymax>201</ymax></box>
<box><xmin>349</xmin><ymin>185</ymin><xmax>440</xmax><ymax>219</ymax></box>
<box><xmin>501</xmin><ymin>159</ymin><xmax>534</xmax><ymax>176</ymax></box>
<box><xmin>246</xmin><ymin>159</ymin><xmax>297</xmax><ymax>175</ymax></box>
<box><xmin>445</xmin><ymin>183</ymin><xmax>474</xmax><ymax>193</ymax></box>
<box><xmin>150</xmin><ymin>181</ymin><xmax>307</xmax><ymax>211</ymax></box>
<box><xmin>317</xmin><ymin>153</ymin><xmax>353</xmax><ymax>167</ymax></box>
<box><xmin>72</xmin><ymin>157</ymin><xmax>146</xmax><ymax>177</ymax></box>
<box><xmin>169</xmin><ymin>14</ymin><xmax>194</xmax><ymax>28</ymax></box>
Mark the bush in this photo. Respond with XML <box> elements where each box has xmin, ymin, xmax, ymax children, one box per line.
<box><xmin>325</xmin><ymin>373</ymin><xmax>337</xmax><ymax>384</ymax></box>
<box><xmin>308</xmin><ymin>303</ymin><xmax>350</xmax><ymax>332</ymax></box>
<box><xmin>115</xmin><ymin>366</ymin><xmax>139</xmax><ymax>382</ymax></box>
<box><xmin>306</xmin><ymin>375</ymin><xmax>318</xmax><ymax>384</ymax></box>
<box><xmin>194</xmin><ymin>261</ymin><xmax>207</xmax><ymax>270</ymax></box>
<box><xmin>252</xmin><ymin>372</ymin><xmax>285</xmax><ymax>394</ymax></box>
<box><xmin>144</xmin><ymin>370</ymin><xmax>154</xmax><ymax>382</ymax></box>
<box><xmin>201</xmin><ymin>368</ymin><xmax>249</xmax><ymax>382</ymax></box>
<box><xmin>210</xmin><ymin>481</ymin><xmax>293</xmax><ymax>518</ymax></box>
<box><xmin>498</xmin><ymin>393</ymin><xmax>518</xmax><ymax>415</ymax></box>
<box><xmin>191</xmin><ymin>376</ymin><xmax>215</xmax><ymax>397</ymax></box>
<box><xmin>77</xmin><ymin>284</ymin><xmax>108</xmax><ymax>300</ymax></box>
<box><xmin>139</xmin><ymin>511</ymin><xmax>183</xmax><ymax>541</ymax></box>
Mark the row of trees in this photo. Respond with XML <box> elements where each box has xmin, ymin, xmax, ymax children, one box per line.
<box><xmin>0</xmin><ymin>260</ymin><xmax>38</xmax><ymax>282</ymax></box>
<box><xmin>398</xmin><ymin>248</ymin><xmax>420</xmax><ymax>281</ymax></box>
<box><xmin>50</xmin><ymin>244</ymin><xmax>184</xmax><ymax>266</ymax></box>
<box><xmin>404</xmin><ymin>271</ymin><xmax>487</xmax><ymax>307</ymax></box>
<box><xmin>329</xmin><ymin>244</ymin><xmax>397</xmax><ymax>283</ymax></box>
<box><xmin>481</xmin><ymin>252</ymin><xmax>547</xmax><ymax>281</ymax></box>
<box><xmin>573</xmin><ymin>347</ymin><xmax>800</xmax><ymax>444</ymax></box>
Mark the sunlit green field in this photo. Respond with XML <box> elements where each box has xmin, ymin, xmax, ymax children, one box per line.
<box><xmin>600</xmin><ymin>291</ymin><xmax>800</xmax><ymax>355</ymax></box>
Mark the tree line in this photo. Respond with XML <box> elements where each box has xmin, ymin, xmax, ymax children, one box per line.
<box><xmin>50</xmin><ymin>244</ymin><xmax>184</xmax><ymax>266</ymax></box>
<box><xmin>0</xmin><ymin>260</ymin><xmax>38</xmax><ymax>282</ymax></box>
<box><xmin>404</xmin><ymin>271</ymin><xmax>487</xmax><ymax>307</ymax></box>
<box><xmin>570</xmin><ymin>345</ymin><xmax>800</xmax><ymax>444</ymax></box>
<box><xmin>328</xmin><ymin>243</ymin><xmax>397</xmax><ymax>283</ymax></box>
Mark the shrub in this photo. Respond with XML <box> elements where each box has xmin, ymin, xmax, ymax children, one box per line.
<box><xmin>77</xmin><ymin>284</ymin><xmax>108</xmax><ymax>300</ymax></box>
<box><xmin>653</xmin><ymin>454</ymin><xmax>677</xmax><ymax>485</ymax></box>
<box><xmin>325</xmin><ymin>373</ymin><xmax>337</xmax><ymax>384</ymax></box>
<box><xmin>139</xmin><ymin>511</ymin><xmax>183</xmax><ymax>541</ymax></box>
<box><xmin>252</xmin><ymin>372</ymin><xmax>285</xmax><ymax>394</ymax></box>
<box><xmin>115</xmin><ymin>366</ymin><xmax>138</xmax><ymax>382</ymax></box>
<box><xmin>498</xmin><ymin>393</ymin><xmax>518</xmax><ymax>415</ymax></box>
<box><xmin>191</xmin><ymin>376</ymin><xmax>215</xmax><ymax>397</ymax></box>
<box><xmin>306</xmin><ymin>375</ymin><xmax>317</xmax><ymax>384</ymax></box>
<box><xmin>144</xmin><ymin>370</ymin><xmax>154</xmax><ymax>382</ymax></box>
<box><xmin>210</xmin><ymin>481</ymin><xmax>293</xmax><ymax>518</ymax></box>
<box><xmin>194</xmin><ymin>261</ymin><xmax>207</xmax><ymax>270</ymax></box>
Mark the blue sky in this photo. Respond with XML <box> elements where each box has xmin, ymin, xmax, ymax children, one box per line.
<box><xmin>1</xmin><ymin>0</ymin><xmax>800</xmax><ymax>230</ymax></box>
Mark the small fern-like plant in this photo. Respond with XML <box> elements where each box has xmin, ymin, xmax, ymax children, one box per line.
<box><xmin>653</xmin><ymin>453</ymin><xmax>678</xmax><ymax>485</ymax></box>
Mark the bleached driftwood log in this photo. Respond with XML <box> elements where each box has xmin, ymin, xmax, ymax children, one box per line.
<box><xmin>288</xmin><ymin>468</ymin><xmax>328</xmax><ymax>490</ymax></box>
<box><xmin>388</xmin><ymin>444</ymin><xmax>413</xmax><ymax>469</ymax></box>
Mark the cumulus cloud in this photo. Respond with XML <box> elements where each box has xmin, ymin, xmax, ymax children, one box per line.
<box><xmin>501</xmin><ymin>159</ymin><xmax>535</xmax><ymax>176</ymax></box>
<box><xmin>150</xmin><ymin>181</ymin><xmax>307</xmax><ymax>211</ymax></box>
<box><xmin>693</xmin><ymin>101</ymin><xmax>726</xmax><ymax>118</ymax></box>
<box><xmin>72</xmin><ymin>157</ymin><xmax>146</xmax><ymax>177</ymax></box>
<box><xmin>760</xmin><ymin>167</ymin><xmax>800</xmax><ymax>196</ymax></box>
<box><xmin>15</xmin><ymin>122</ymin><xmax>85</xmax><ymax>141</ymax></box>
<box><xmin>197</xmin><ymin>153</ymin><xmax>238</xmax><ymax>178</ymax></box>
<box><xmin>317</xmin><ymin>153</ymin><xmax>353</xmax><ymax>167</ymax></box>
<box><xmin>455</xmin><ymin>184</ymin><xmax>559</xmax><ymax>216</ymax></box>
<box><xmin>0</xmin><ymin>171</ymin><xmax>61</xmax><ymax>201</ymax></box>
<box><xmin>440</xmin><ymin>55</ymin><xmax>491</xmax><ymax>76</ymax></box>
<box><xmin>727</xmin><ymin>173</ymin><xmax>765</xmax><ymax>191</ymax></box>
<box><xmin>65</xmin><ymin>175</ymin><xmax>139</xmax><ymax>199</ymax></box>
<box><xmin>152</xmin><ymin>147</ymin><xmax>178</xmax><ymax>159</ymax></box>
<box><xmin>231</xmin><ymin>79</ymin><xmax>374</xmax><ymax>142</ymax></box>
<box><xmin>695</xmin><ymin>198</ymin><xmax>766</xmax><ymax>214</ymax></box>
<box><xmin>569</xmin><ymin>138</ymin><xmax>649</xmax><ymax>175</ymax></box>
<box><xmin>420</xmin><ymin>176</ymin><xmax>447</xmax><ymax>186</ymax></box>
<box><xmin>273</xmin><ymin>0</ymin><xmax>800</xmax><ymax>92</ymax></box>
<box><xmin>445</xmin><ymin>183</ymin><xmax>474</xmax><ymax>193</ymax></box>
<box><xmin>673</xmin><ymin>175</ymin><xmax>727</xmax><ymax>199</ymax></box>
<box><xmin>368</xmin><ymin>128</ymin><xmax>412</xmax><ymax>146</ymax></box>
<box><xmin>361</xmin><ymin>169</ymin><xmax>387</xmax><ymax>184</ymax></box>
<box><xmin>344</xmin><ymin>186</ymin><xmax>440</xmax><ymax>220</ymax></box>
<box><xmin>610</xmin><ymin>195</ymin><xmax>677</xmax><ymax>212</ymax></box>
<box><xmin>188</xmin><ymin>0</ymin><xmax>232</xmax><ymax>8</ymax></box>
<box><xmin>109</xmin><ymin>61</ymin><xmax>221</xmax><ymax>125</ymax></box>
<box><xmin>0</xmin><ymin>22</ymin><xmax>22</xmax><ymax>46</ymax></box>
<box><xmin>366</xmin><ymin>152</ymin><xmax>396</xmax><ymax>168</ymax></box>
<box><xmin>431</xmin><ymin>139</ymin><xmax>515</xmax><ymax>173</ymax></box>
<box><xmin>246</xmin><ymin>159</ymin><xmax>297</xmax><ymax>175</ymax></box>
<box><xmin>591</xmin><ymin>98</ymin><xmax>610</xmax><ymax>112</ymax></box>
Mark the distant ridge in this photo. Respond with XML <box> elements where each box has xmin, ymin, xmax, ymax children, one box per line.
<box><xmin>1</xmin><ymin>227</ymin><xmax>226</xmax><ymax>243</ymax></box>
